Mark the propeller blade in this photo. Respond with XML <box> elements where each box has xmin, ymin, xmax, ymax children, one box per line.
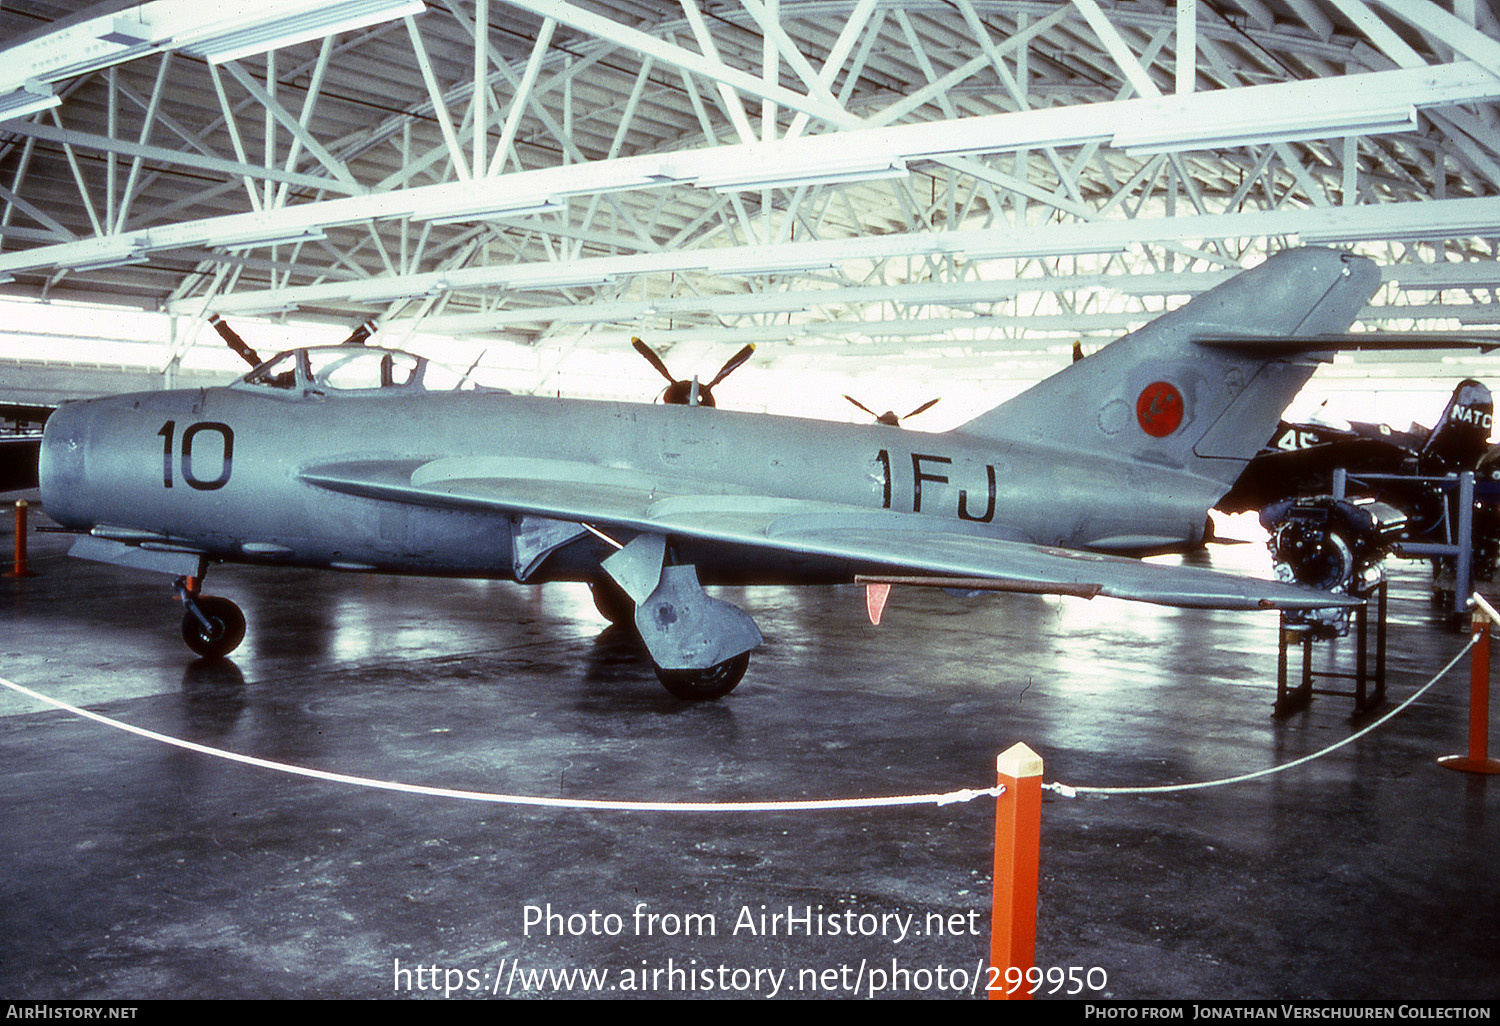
<box><xmin>844</xmin><ymin>395</ymin><xmax>881</xmax><ymax>419</ymax></box>
<box><xmin>339</xmin><ymin>319</ymin><xmax>377</xmax><ymax>347</ymax></box>
<box><xmin>632</xmin><ymin>337</ymin><xmax>677</xmax><ymax>383</ymax></box>
<box><xmin>457</xmin><ymin>348</ymin><xmax>490</xmax><ymax>389</ymax></box>
<box><xmin>706</xmin><ymin>343</ymin><xmax>756</xmax><ymax>388</ymax></box>
<box><xmin>208</xmin><ymin>314</ymin><xmax>262</xmax><ymax>368</ymax></box>
<box><xmin>903</xmin><ymin>398</ymin><xmax>941</xmax><ymax>421</ymax></box>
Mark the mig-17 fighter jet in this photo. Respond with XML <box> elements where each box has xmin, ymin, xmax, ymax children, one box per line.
<box><xmin>41</xmin><ymin>248</ymin><xmax>1431</xmax><ymax>698</ymax></box>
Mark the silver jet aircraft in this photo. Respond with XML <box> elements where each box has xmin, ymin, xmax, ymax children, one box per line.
<box><xmin>41</xmin><ymin>248</ymin><xmax>1386</xmax><ymax>698</ymax></box>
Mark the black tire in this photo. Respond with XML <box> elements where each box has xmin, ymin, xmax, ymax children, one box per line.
<box><xmin>653</xmin><ymin>652</ymin><xmax>750</xmax><ymax>700</ymax></box>
<box><xmin>590</xmin><ymin>577</ymin><xmax>635</xmax><ymax>625</ymax></box>
<box><xmin>181</xmin><ymin>596</ymin><xmax>246</xmax><ymax>659</ymax></box>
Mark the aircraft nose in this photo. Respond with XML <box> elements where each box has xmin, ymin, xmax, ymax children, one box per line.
<box><xmin>38</xmin><ymin>399</ymin><xmax>97</xmax><ymax>529</ymax></box>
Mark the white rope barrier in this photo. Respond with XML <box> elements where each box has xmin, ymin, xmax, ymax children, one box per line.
<box><xmin>0</xmin><ymin>626</ymin><xmax>1479</xmax><ymax>808</ymax></box>
<box><xmin>1045</xmin><ymin>635</ymin><xmax>1480</xmax><ymax>798</ymax></box>
<box><xmin>0</xmin><ymin>675</ymin><xmax>1003</xmax><ymax>813</ymax></box>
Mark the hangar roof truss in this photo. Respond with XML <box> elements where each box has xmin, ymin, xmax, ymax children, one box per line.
<box><xmin>0</xmin><ymin>0</ymin><xmax>1497</xmax><ymax>374</ymax></box>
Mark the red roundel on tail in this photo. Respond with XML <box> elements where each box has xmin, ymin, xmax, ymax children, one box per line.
<box><xmin>1136</xmin><ymin>381</ymin><xmax>1184</xmax><ymax>437</ymax></box>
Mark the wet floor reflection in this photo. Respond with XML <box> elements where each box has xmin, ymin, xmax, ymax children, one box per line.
<box><xmin>178</xmin><ymin>658</ymin><xmax>246</xmax><ymax>738</ymax></box>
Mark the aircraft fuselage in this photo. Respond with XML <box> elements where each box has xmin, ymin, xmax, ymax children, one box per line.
<box><xmin>40</xmin><ymin>383</ymin><xmax>1219</xmax><ymax>585</ymax></box>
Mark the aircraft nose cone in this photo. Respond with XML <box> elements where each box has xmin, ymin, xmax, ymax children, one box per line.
<box><xmin>38</xmin><ymin>399</ymin><xmax>95</xmax><ymax>529</ymax></box>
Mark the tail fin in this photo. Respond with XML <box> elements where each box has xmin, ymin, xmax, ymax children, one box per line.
<box><xmin>955</xmin><ymin>248</ymin><xmax>1382</xmax><ymax>487</ymax></box>
<box><xmin>1419</xmin><ymin>378</ymin><xmax>1493</xmax><ymax>473</ymax></box>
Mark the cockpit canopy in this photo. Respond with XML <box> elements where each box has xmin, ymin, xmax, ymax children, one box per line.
<box><xmin>237</xmin><ymin>346</ymin><xmax>475</xmax><ymax>394</ymax></box>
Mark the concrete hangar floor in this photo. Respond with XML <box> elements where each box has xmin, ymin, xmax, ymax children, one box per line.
<box><xmin>1</xmin><ymin>503</ymin><xmax>1496</xmax><ymax>1002</ymax></box>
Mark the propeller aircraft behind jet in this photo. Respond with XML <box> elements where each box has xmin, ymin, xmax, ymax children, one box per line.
<box><xmin>41</xmin><ymin>248</ymin><xmax>1450</xmax><ymax>699</ymax></box>
<box><xmin>1218</xmin><ymin>378</ymin><xmax>1497</xmax><ymax>515</ymax></box>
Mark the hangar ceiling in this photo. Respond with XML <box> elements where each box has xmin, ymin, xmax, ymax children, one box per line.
<box><xmin>0</xmin><ymin>0</ymin><xmax>1498</xmax><ymax>390</ymax></box>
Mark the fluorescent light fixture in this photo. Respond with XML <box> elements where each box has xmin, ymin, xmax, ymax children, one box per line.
<box><xmin>142</xmin><ymin>222</ymin><xmax>330</xmax><ymax>253</ymax></box>
<box><xmin>341</xmin><ymin>277</ymin><xmax>449</xmax><ymax>304</ymax></box>
<box><xmin>218</xmin><ymin>228</ymin><xmax>328</xmax><ymax>251</ymax></box>
<box><xmin>963</xmin><ymin>240</ymin><xmax>1127</xmax><ymax>260</ymax></box>
<box><xmin>697</xmin><ymin>159</ymin><xmax>909</xmax><ymax>193</ymax></box>
<box><xmin>0</xmin><ymin>80</ymin><xmax>60</xmax><ymax>122</ymax></box>
<box><xmin>97</xmin><ymin>17</ymin><xmax>153</xmax><ymax>47</ymax></box>
<box><xmin>419</xmin><ymin>200</ymin><xmax>566</xmax><ymax>226</ymax></box>
<box><xmin>728</xmin><ymin>256</ymin><xmax>839</xmax><ymax>276</ymax></box>
<box><xmin>0</xmin><ymin>15</ymin><xmax>161</xmax><ymax>94</ymax></box>
<box><xmin>71</xmin><ymin>253</ymin><xmax>148</xmax><ymax>274</ymax></box>
<box><xmin>1114</xmin><ymin>106</ymin><xmax>1417</xmax><ymax>155</ymax></box>
<box><xmin>1302</xmin><ymin>223</ymin><xmax>1500</xmax><ymax>246</ymax></box>
<box><xmin>56</xmin><ymin>237</ymin><xmax>150</xmax><ymax>274</ymax></box>
<box><xmin>177</xmin><ymin>0</ymin><xmax>427</xmax><ymax>63</ymax></box>
<box><xmin>1392</xmin><ymin>263</ymin><xmax>1500</xmax><ymax>291</ymax></box>
<box><xmin>510</xmin><ymin>271</ymin><xmax>615</xmax><ymax>291</ymax></box>
<box><xmin>1112</xmin><ymin>271</ymin><xmax>1235</xmax><ymax>296</ymax></box>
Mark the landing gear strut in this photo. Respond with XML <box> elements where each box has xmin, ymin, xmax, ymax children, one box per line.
<box><xmin>175</xmin><ymin>577</ymin><xmax>245</xmax><ymax>659</ymax></box>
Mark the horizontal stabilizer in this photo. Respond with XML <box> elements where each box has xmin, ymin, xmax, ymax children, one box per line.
<box><xmin>1194</xmin><ymin>332</ymin><xmax>1499</xmax><ymax>354</ymax></box>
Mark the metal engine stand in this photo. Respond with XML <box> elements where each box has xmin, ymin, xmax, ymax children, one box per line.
<box><xmin>1275</xmin><ymin>579</ymin><xmax>1387</xmax><ymax>718</ymax></box>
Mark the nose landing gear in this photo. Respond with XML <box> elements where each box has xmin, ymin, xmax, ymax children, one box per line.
<box><xmin>174</xmin><ymin>576</ymin><xmax>246</xmax><ymax>659</ymax></box>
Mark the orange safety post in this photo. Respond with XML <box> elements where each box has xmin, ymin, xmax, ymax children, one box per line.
<box><xmin>5</xmin><ymin>500</ymin><xmax>34</xmax><ymax>579</ymax></box>
<box><xmin>989</xmin><ymin>742</ymin><xmax>1042</xmax><ymax>1000</ymax></box>
<box><xmin>1439</xmin><ymin>595</ymin><xmax>1500</xmax><ymax>774</ymax></box>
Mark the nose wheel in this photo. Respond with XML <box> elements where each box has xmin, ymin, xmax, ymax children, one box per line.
<box><xmin>175</xmin><ymin>577</ymin><xmax>245</xmax><ymax>659</ymax></box>
<box><xmin>653</xmin><ymin>653</ymin><xmax>750</xmax><ymax>700</ymax></box>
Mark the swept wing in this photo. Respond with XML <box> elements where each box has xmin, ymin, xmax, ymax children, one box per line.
<box><xmin>300</xmin><ymin>456</ymin><xmax>1356</xmax><ymax>611</ymax></box>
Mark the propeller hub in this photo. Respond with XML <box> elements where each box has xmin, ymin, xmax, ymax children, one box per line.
<box><xmin>634</xmin><ymin>338</ymin><xmax>753</xmax><ymax>408</ymax></box>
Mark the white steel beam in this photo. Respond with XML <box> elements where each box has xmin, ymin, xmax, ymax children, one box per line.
<box><xmin>740</xmin><ymin>0</ymin><xmax>845</xmax><ymax>118</ymax></box>
<box><xmin>1325</xmin><ymin>0</ymin><xmax>1425</xmax><ymax>69</ymax></box>
<box><xmin>1070</xmin><ymin>0</ymin><xmax>1163</xmax><ymax>98</ymax></box>
<box><xmin>676</xmin><ymin>0</ymin><xmax>758</xmax><ymax>145</ymax></box>
<box><xmin>473</xmin><ymin>0</ymin><xmax>488</xmax><ymax>177</ymax></box>
<box><xmin>1370</xmin><ymin>0</ymin><xmax>1500</xmax><ymax>77</ymax></box>
<box><xmin>220</xmin><ymin>60</ymin><xmax>359</xmax><ymax>191</ymax></box>
<box><xmin>488</xmin><ymin>18</ymin><xmax>557</xmax><ymax>177</ymax></box>
<box><xmin>5</xmin><ymin>62</ymin><xmax>1498</xmax><ymax>278</ymax></box>
<box><xmin>0</xmin><ymin>120</ymin><xmax>364</xmax><ymax>197</ymax></box>
<box><xmin>405</xmin><ymin>14</ymin><xmax>472</xmax><ymax>181</ymax></box>
<box><xmin>784</xmin><ymin>0</ymin><xmax>879</xmax><ymax>140</ymax></box>
<box><xmin>506</xmin><ymin>0</ymin><xmax>853</xmax><ymax>126</ymax></box>
<box><xmin>1176</xmin><ymin>0</ymin><xmax>1197</xmax><ymax>94</ymax></box>
<box><xmin>189</xmin><ymin>195</ymin><xmax>1500</xmax><ymax>316</ymax></box>
<box><xmin>111</xmin><ymin>55</ymin><xmax>171</xmax><ymax>233</ymax></box>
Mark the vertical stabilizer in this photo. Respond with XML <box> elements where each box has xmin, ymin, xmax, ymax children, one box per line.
<box><xmin>956</xmin><ymin>249</ymin><xmax>1382</xmax><ymax>487</ymax></box>
<box><xmin>1420</xmin><ymin>379</ymin><xmax>1493</xmax><ymax>474</ymax></box>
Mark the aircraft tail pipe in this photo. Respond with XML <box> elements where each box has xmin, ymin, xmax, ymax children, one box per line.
<box><xmin>1438</xmin><ymin>593</ymin><xmax>1500</xmax><ymax>775</ymax></box>
<box><xmin>5</xmin><ymin>500</ymin><xmax>34</xmax><ymax>579</ymax></box>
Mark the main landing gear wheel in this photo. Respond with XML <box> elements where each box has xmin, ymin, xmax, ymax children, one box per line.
<box><xmin>590</xmin><ymin>576</ymin><xmax>635</xmax><ymax>626</ymax></box>
<box><xmin>653</xmin><ymin>652</ymin><xmax>750</xmax><ymax>700</ymax></box>
<box><xmin>181</xmin><ymin>595</ymin><xmax>246</xmax><ymax>659</ymax></box>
